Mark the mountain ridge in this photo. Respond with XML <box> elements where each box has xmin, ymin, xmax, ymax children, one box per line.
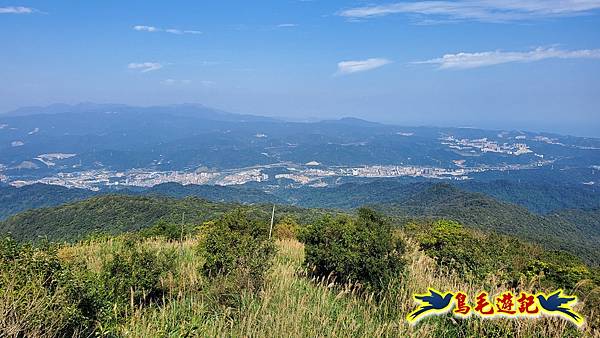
<box><xmin>1</xmin><ymin>181</ymin><xmax>599</xmax><ymax>265</ymax></box>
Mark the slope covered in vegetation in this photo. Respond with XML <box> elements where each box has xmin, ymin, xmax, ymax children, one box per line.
<box><xmin>374</xmin><ymin>184</ymin><xmax>600</xmax><ymax>265</ymax></box>
<box><xmin>0</xmin><ymin>184</ymin><xmax>95</xmax><ymax>220</ymax></box>
<box><xmin>0</xmin><ymin>183</ymin><xmax>278</xmax><ymax>221</ymax></box>
<box><xmin>0</xmin><ymin>195</ymin><xmax>231</xmax><ymax>242</ymax></box>
<box><xmin>0</xmin><ymin>195</ymin><xmax>330</xmax><ymax>243</ymax></box>
<box><xmin>3</xmin><ymin>179</ymin><xmax>599</xmax><ymax>221</ymax></box>
<box><xmin>2</xmin><ymin>184</ymin><xmax>599</xmax><ymax>267</ymax></box>
<box><xmin>1</xmin><ymin>207</ymin><xmax>597</xmax><ymax>337</ymax></box>
<box><xmin>457</xmin><ymin>180</ymin><xmax>600</xmax><ymax>214</ymax></box>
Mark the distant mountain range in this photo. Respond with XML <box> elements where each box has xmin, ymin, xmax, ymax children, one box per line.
<box><xmin>1</xmin><ymin>103</ymin><xmax>598</xmax><ymax>191</ymax></box>
<box><xmin>3</xmin><ymin>102</ymin><xmax>277</xmax><ymax>122</ymax></box>
<box><xmin>1</xmin><ymin>103</ymin><xmax>599</xmax><ymax>266</ymax></box>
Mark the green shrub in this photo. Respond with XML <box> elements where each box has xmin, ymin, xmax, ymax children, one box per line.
<box><xmin>141</xmin><ymin>219</ymin><xmax>186</xmax><ymax>241</ymax></box>
<box><xmin>302</xmin><ymin>208</ymin><xmax>405</xmax><ymax>292</ymax></box>
<box><xmin>413</xmin><ymin>220</ymin><xmax>486</xmax><ymax>276</ymax></box>
<box><xmin>525</xmin><ymin>250</ymin><xmax>592</xmax><ymax>289</ymax></box>
<box><xmin>274</xmin><ymin>215</ymin><xmax>300</xmax><ymax>240</ymax></box>
<box><xmin>0</xmin><ymin>235</ymin><xmax>20</xmax><ymax>263</ymax></box>
<box><xmin>200</xmin><ymin>209</ymin><xmax>276</xmax><ymax>301</ymax></box>
<box><xmin>100</xmin><ymin>240</ymin><xmax>176</xmax><ymax>309</ymax></box>
<box><xmin>0</xmin><ymin>235</ymin><xmax>184</xmax><ymax>336</ymax></box>
<box><xmin>407</xmin><ymin>220</ymin><xmax>595</xmax><ymax>288</ymax></box>
<box><xmin>0</xmin><ymin>236</ymin><xmax>102</xmax><ymax>337</ymax></box>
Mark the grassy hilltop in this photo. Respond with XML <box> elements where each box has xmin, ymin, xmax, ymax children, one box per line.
<box><xmin>1</xmin><ymin>205</ymin><xmax>598</xmax><ymax>337</ymax></box>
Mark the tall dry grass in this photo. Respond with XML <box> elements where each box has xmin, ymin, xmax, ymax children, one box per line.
<box><xmin>0</xmin><ymin>275</ymin><xmax>85</xmax><ymax>338</ymax></box>
<box><xmin>113</xmin><ymin>236</ymin><xmax>592</xmax><ymax>337</ymax></box>
<box><xmin>2</xmin><ymin>233</ymin><xmax>592</xmax><ymax>337</ymax></box>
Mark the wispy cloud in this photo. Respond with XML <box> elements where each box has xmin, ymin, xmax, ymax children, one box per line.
<box><xmin>414</xmin><ymin>47</ymin><xmax>600</xmax><ymax>69</ymax></box>
<box><xmin>336</xmin><ymin>58</ymin><xmax>392</xmax><ymax>75</ymax></box>
<box><xmin>133</xmin><ymin>25</ymin><xmax>202</xmax><ymax>35</ymax></box>
<box><xmin>161</xmin><ymin>79</ymin><xmax>192</xmax><ymax>85</ymax></box>
<box><xmin>277</xmin><ymin>23</ymin><xmax>299</xmax><ymax>28</ymax></box>
<box><xmin>166</xmin><ymin>29</ymin><xmax>202</xmax><ymax>35</ymax></box>
<box><xmin>200</xmin><ymin>80</ymin><xmax>215</xmax><ymax>86</ymax></box>
<box><xmin>128</xmin><ymin>62</ymin><xmax>163</xmax><ymax>73</ymax></box>
<box><xmin>162</xmin><ymin>79</ymin><xmax>215</xmax><ymax>87</ymax></box>
<box><xmin>0</xmin><ymin>6</ymin><xmax>35</xmax><ymax>14</ymax></box>
<box><xmin>338</xmin><ymin>1</ymin><xmax>600</xmax><ymax>23</ymax></box>
<box><xmin>133</xmin><ymin>25</ymin><xmax>159</xmax><ymax>32</ymax></box>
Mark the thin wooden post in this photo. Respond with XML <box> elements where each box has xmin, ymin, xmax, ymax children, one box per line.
<box><xmin>269</xmin><ymin>205</ymin><xmax>275</xmax><ymax>239</ymax></box>
<box><xmin>180</xmin><ymin>212</ymin><xmax>185</xmax><ymax>251</ymax></box>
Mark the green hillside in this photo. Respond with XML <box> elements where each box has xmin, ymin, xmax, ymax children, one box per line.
<box><xmin>374</xmin><ymin>184</ymin><xmax>600</xmax><ymax>265</ymax></box>
<box><xmin>1</xmin><ymin>208</ymin><xmax>598</xmax><ymax>337</ymax></box>
<box><xmin>0</xmin><ymin>183</ymin><xmax>279</xmax><ymax>221</ymax></box>
<box><xmin>458</xmin><ymin>180</ymin><xmax>600</xmax><ymax>214</ymax></box>
<box><xmin>0</xmin><ymin>195</ymin><xmax>328</xmax><ymax>243</ymax></box>
<box><xmin>1</xmin><ymin>183</ymin><xmax>599</xmax><ymax>264</ymax></box>
<box><xmin>276</xmin><ymin>179</ymin><xmax>600</xmax><ymax>213</ymax></box>
<box><xmin>3</xmin><ymin>179</ymin><xmax>599</xmax><ymax>222</ymax></box>
<box><xmin>0</xmin><ymin>184</ymin><xmax>95</xmax><ymax>220</ymax></box>
<box><xmin>0</xmin><ymin>195</ymin><xmax>233</xmax><ymax>242</ymax></box>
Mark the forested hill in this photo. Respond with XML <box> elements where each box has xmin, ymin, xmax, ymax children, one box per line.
<box><xmin>1</xmin><ymin>185</ymin><xmax>599</xmax><ymax>265</ymax></box>
<box><xmin>0</xmin><ymin>195</ymin><xmax>234</xmax><ymax>242</ymax></box>
<box><xmin>0</xmin><ymin>195</ymin><xmax>327</xmax><ymax>243</ymax></box>
<box><xmin>547</xmin><ymin>208</ymin><xmax>600</xmax><ymax>246</ymax></box>
<box><xmin>373</xmin><ymin>184</ymin><xmax>600</xmax><ymax>265</ymax></box>
<box><xmin>141</xmin><ymin>182</ymin><xmax>280</xmax><ymax>204</ymax></box>
<box><xmin>2</xmin><ymin>179</ymin><xmax>599</xmax><ymax>221</ymax></box>
<box><xmin>457</xmin><ymin>180</ymin><xmax>600</xmax><ymax>214</ymax></box>
<box><xmin>275</xmin><ymin>179</ymin><xmax>600</xmax><ymax>213</ymax></box>
<box><xmin>0</xmin><ymin>184</ymin><xmax>95</xmax><ymax>220</ymax></box>
<box><xmin>0</xmin><ymin>183</ymin><xmax>278</xmax><ymax>221</ymax></box>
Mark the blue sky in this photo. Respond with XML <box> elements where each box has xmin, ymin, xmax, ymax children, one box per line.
<box><xmin>1</xmin><ymin>1</ymin><xmax>600</xmax><ymax>136</ymax></box>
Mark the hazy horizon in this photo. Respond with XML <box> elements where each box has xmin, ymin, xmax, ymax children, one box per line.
<box><xmin>2</xmin><ymin>1</ymin><xmax>599</xmax><ymax>137</ymax></box>
<box><xmin>2</xmin><ymin>101</ymin><xmax>598</xmax><ymax>138</ymax></box>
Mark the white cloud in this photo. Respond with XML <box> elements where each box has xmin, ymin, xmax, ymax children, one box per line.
<box><xmin>0</xmin><ymin>6</ymin><xmax>34</xmax><ymax>14</ymax></box>
<box><xmin>133</xmin><ymin>25</ymin><xmax>158</xmax><ymax>32</ymax></box>
<box><xmin>277</xmin><ymin>23</ymin><xmax>299</xmax><ymax>28</ymax></box>
<box><xmin>336</xmin><ymin>58</ymin><xmax>392</xmax><ymax>75</ymax></box>
<box><xmin>128</xmin><ymin>62</ymin><xmax>163</xmax><ymax>73</ymax></box>
<box><xmin>415</xmin><ymin>47</ymin><xmax>600</xmax><ymax>69</ymax></box>
<box><xmin>338</xmin><ymin>1</ymin><xmax>600</xmax><ymax>22</ymax></box>
<box><xmin>133</xmin><ymin>25</ymin><xmax>202</xmax><ymax>35</ymax></box>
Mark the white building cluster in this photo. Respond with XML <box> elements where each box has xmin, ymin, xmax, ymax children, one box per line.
<box><xmin>338</xmin><ymin>165</ymin><xmax>469</xmax><ymax>180</ymax></box>
<box><xmin>441</xmin><ymin>136</ymin><xmax>533</xmax><ymax>156</ymax></box>
<box><xmin>216</xmin><ymin>169</ymin><xmax>268</xmax><ymax>186</ymax></box>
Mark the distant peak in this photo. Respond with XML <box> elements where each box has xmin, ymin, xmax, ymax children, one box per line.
<box><xmin>2</xmin><ymin>102</ymin><xmax>277</xmax><ymax>122</ymax></box>
<box><xmin>322</xmin><ymin>117</ymin><xmax>382</xmax><ymax>127</ymax></box>
<box><xmin>3</xmin><ymin>102</ymin><xmax>129</xmax><ymax>116</ymax></box>
<box><xmin>427</xmin><ymin>182</ymin><xmax>459</xmax><ymax>193</ymax></box>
